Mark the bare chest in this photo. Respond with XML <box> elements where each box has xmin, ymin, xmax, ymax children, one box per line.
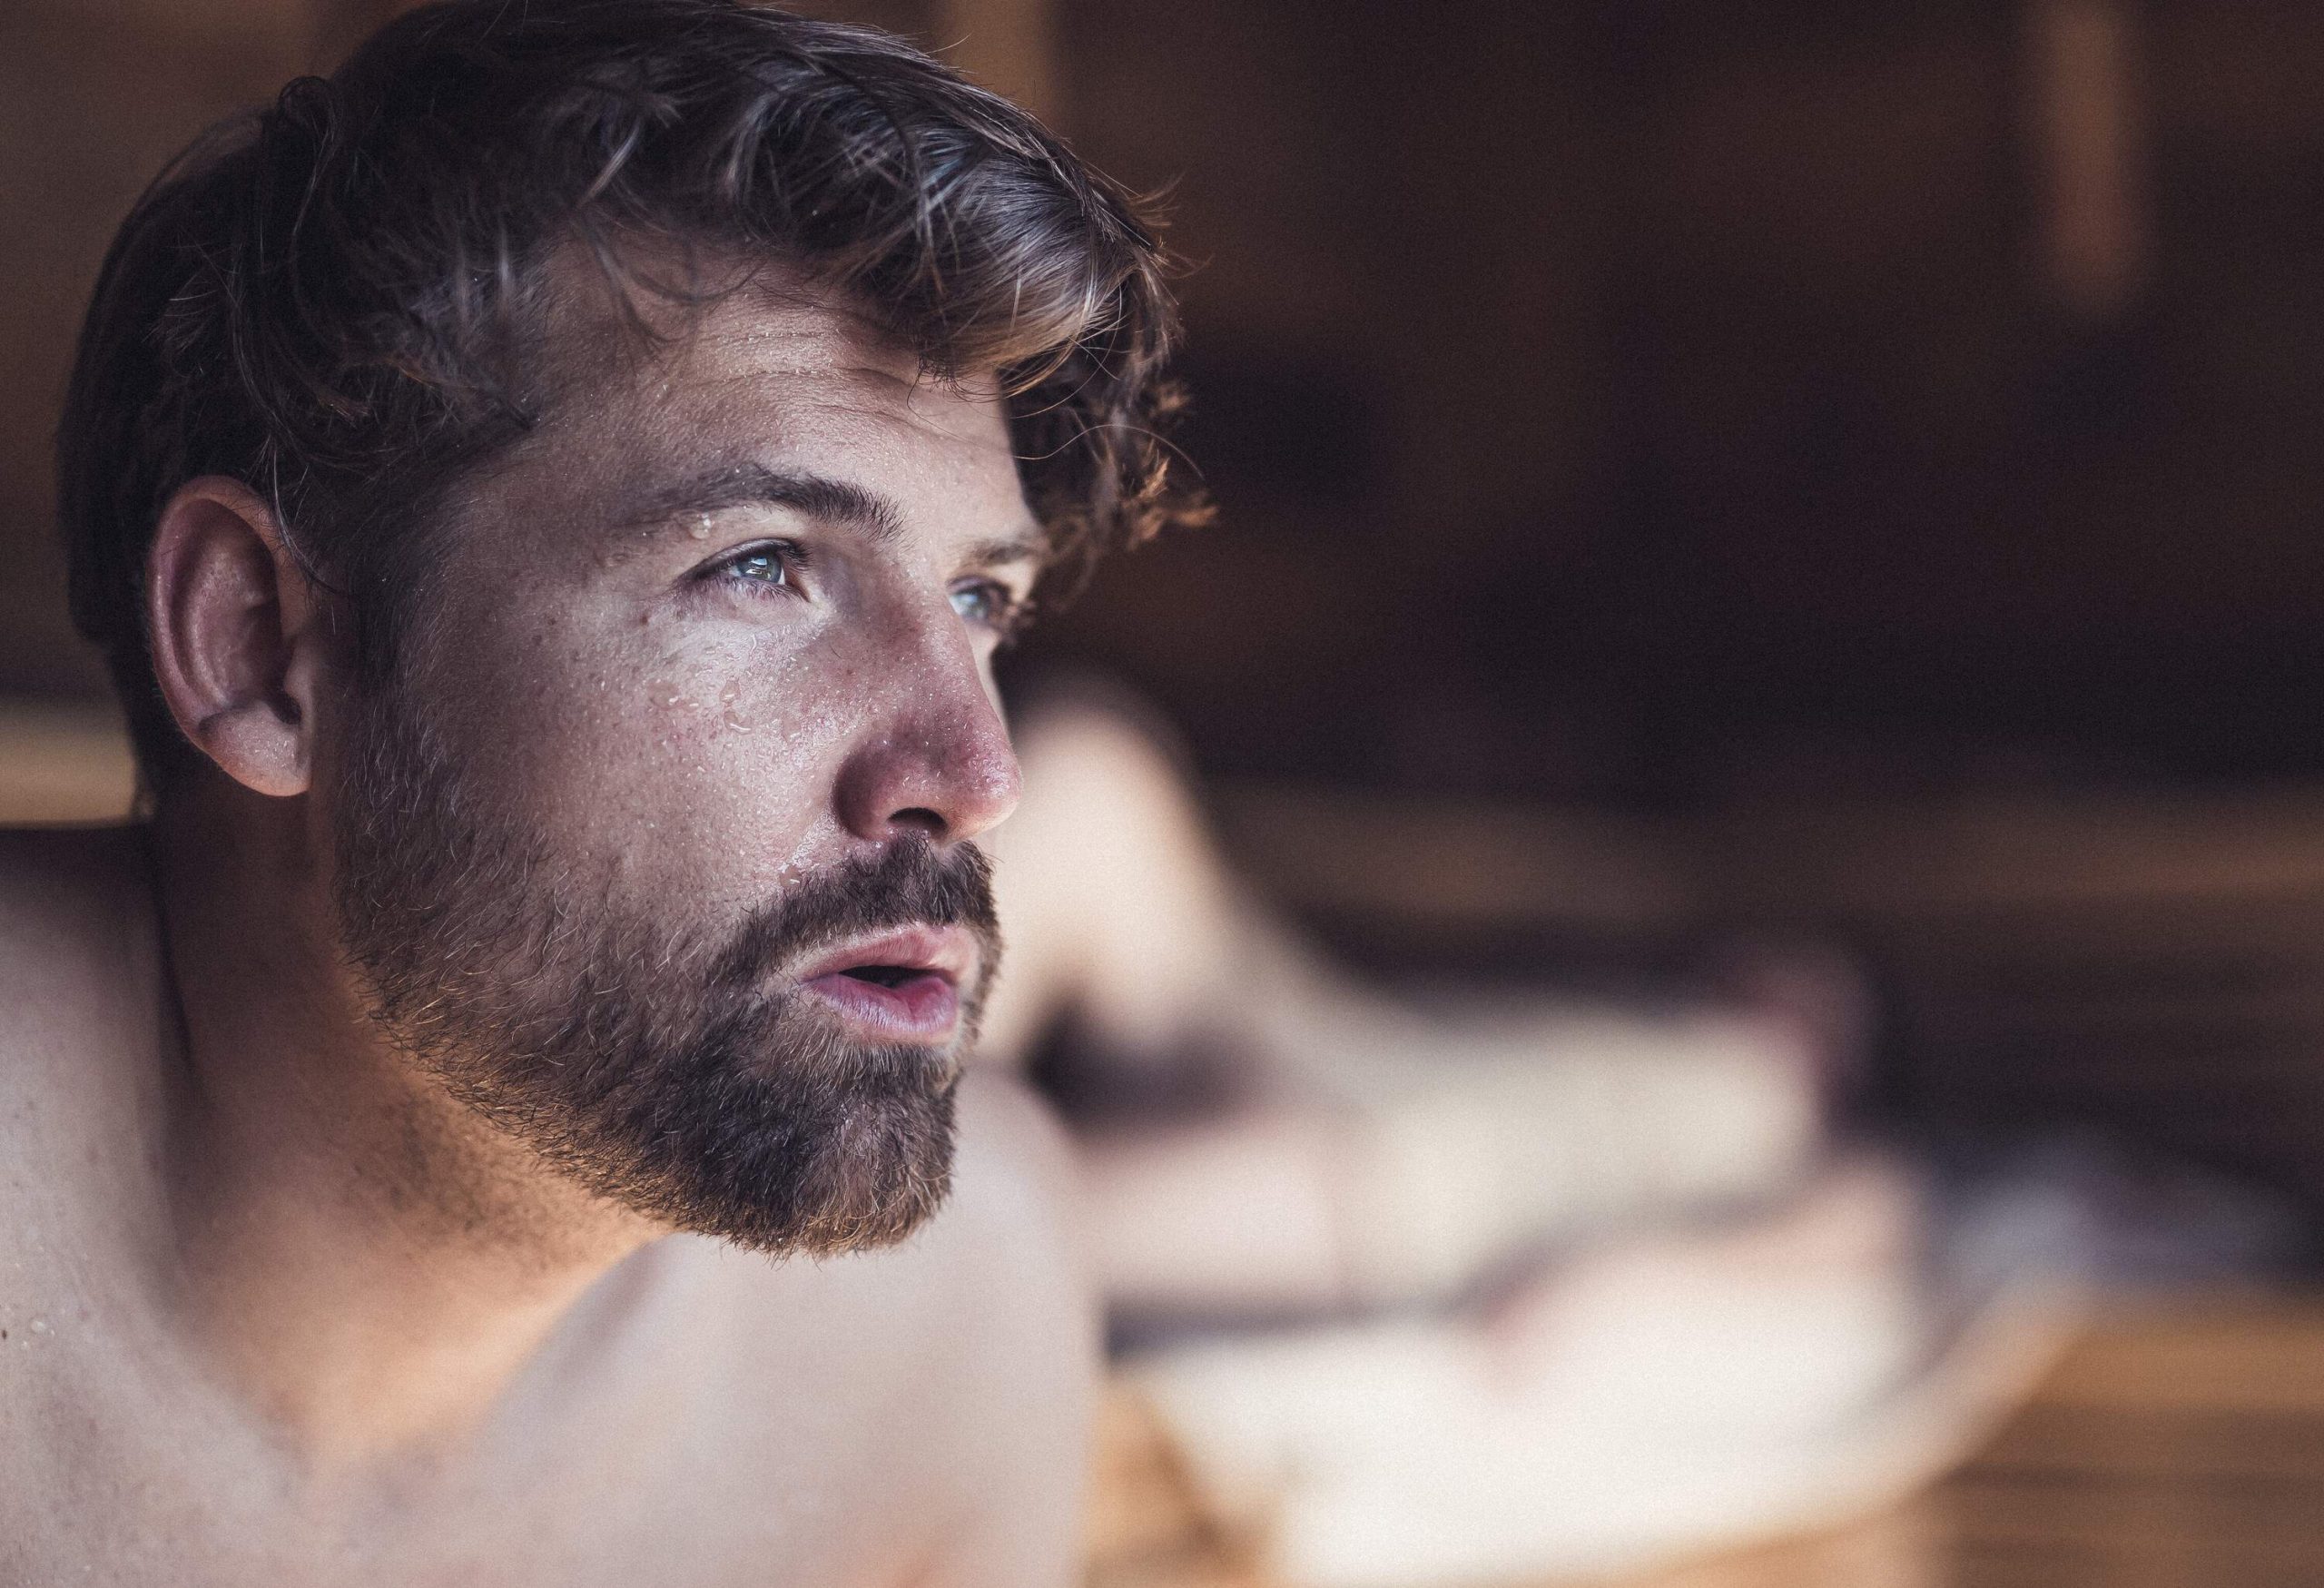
<box><xmin>0</xmin><ymin>1283</ymin><xmax>943</xmax><ymax>1588</ymax></box>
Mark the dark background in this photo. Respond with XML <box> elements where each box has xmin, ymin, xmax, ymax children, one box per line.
<box><xmin>23</xmin><ymin>2</ymin><xmax>2324</xmax><ymax>802</ymax></box>
<box><xmin>13</xmin><ymin>0</ymin><xmax>2324</xmax><ymax>1222</ymax></box>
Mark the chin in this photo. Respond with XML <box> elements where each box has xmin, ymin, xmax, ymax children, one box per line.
<box><xmin>605</xmin><ymin>1044</ymin><xmax>964</xmax><ymax>1258</ymax></box>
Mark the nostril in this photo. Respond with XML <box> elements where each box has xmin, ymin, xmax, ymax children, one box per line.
<box><xmin>832</xmin><ymin>705</ymin><xmax>1019</xmax><ymax>844</ymax></box>
<box><xmin>889</xmin><ymin>806</ymin><xmax>946</xmax><ymax>838</ymax></box>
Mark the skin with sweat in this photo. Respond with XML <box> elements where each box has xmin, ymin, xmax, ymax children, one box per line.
<box><xmin>0</xmin><ymin>276</ymin><xmax>1093</xmax><ymax>1585</ymax></box>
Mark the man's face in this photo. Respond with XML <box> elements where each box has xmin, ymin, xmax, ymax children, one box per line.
<box><xmin>324</xmin><ymin>274</ymin><xmax>1039</xmax><ymax>1254</ymax></box>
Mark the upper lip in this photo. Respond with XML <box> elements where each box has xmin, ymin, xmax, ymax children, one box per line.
<box><xmin>793</xmin><ymin>924</ymin><xmax>977</xmax><ymax>988</ymax></box>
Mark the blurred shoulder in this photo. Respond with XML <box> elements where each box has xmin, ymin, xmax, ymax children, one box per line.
<box><xmin>930</xmin><ymin>1067</ymin><xmax>1097</xmax><ymax>1409</ymax></box>
<box><xmin>0</xmin><ymin>824</ymin><xmax>156</xmax><ymax>1040</ymax></box>
<box><xmin>945</xmin><ymin>1062</ymin><xmax>1085</xmax><ymax>1271</ymax></box>
<box><xmin>711</xmin><ymin>1066</ymin><xmax>1094</xmax><ymax>1366</ymax></box>
<box><xmin>0</xmin><ymin>822</ymin><xmax>145</xmax><ymax>909</ymax></box>
<box><xmin>916</xmin><ymin>1068</ymin><xmax>1098</xmax><ymax>1583</ymax></box>
<box><xmin>0</xmin><ymin>826</ymin><xmax>162</xmax><ymax>1276</ymax></box>
<box><xmin>694</xmin><ymin>1069</ymin><xmax>1097</xmax><ymax>1581</ymax></box>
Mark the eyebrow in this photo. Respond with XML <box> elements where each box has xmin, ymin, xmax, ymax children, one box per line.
<box><xmin>962</xmin><ymin>533</ymin><xmax>1049</xmax><ymax>573</ymax></box>
<box><xmin>600</xmin><ymin>461</ymin><xmax>1049</xmax><ymax>572</ymax></box>
<box><xmin>612</xmin><ymin>461</ymin><xmax>907</xmax><ymax>546</ymax></box>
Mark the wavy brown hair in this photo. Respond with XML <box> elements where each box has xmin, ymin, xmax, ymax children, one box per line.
<box><xmin>60</xmin><ymin>0</ymin><xmax>1204</xmax><ymax>791</ymax></box>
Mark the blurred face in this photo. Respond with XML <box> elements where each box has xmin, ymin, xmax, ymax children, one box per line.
<box><xmin>326</xmin><ymin>276</ymin><xmax>1039</xmax><ymax>1254</ymax></box>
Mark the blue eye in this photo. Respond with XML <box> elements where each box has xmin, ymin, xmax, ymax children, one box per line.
<box><xmin>950</xmin><ymin>579</ymin><xmax>1018</xmax><ymax>630</ymax></box>
<box><xmin>731</xmin><ymin>550</ymin><xmax>789</xmax><ymax>586</ymax></box>
<box><xmin>716</xmin><ymin>541</ymin><xmax>803</xmax><ymax>596</ymax></box>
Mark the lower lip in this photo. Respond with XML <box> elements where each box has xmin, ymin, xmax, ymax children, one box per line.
<box><xmin>801</xmin><ymin>972</ymin><xmax>961</xmax><ymax>1041</ymax></box>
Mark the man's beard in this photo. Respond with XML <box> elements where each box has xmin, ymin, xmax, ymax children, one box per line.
<box><xmin>329</xmin><ymin>684</ymin><xmax>1000</xmax><ymax>1257</ymax></box>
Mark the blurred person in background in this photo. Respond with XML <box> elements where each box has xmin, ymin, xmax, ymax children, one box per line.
<box><xmin>986</xmin><ymin>689</ymin><xmax>2089</xmax><ymax>1588</ymax></box>
<box><xmin>990</xmin><ymin>688</ymin><xmax>1840</xmax><ymax>1322</ymax></box>
<box><xmin>0</xmin><ymin>0</ymin><xmax>1204</xmax><ymax>1580</ymax></box>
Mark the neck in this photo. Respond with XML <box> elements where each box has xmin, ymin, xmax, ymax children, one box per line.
<box><xmin>147</xmin><ymin>784</ymin><xmax>661</xmax><ymax>1472</ymax></box>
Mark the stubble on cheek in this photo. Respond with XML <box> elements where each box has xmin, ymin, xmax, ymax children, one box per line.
<box><xmin>422</xmin><ymin>588</ymin><xmax>830</xmax><ymax>912</ymax></box>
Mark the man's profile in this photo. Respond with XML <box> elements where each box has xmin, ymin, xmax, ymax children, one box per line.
<box><xmin>1</xmin><ymin>1</ymin><xmax>1198</xmax><ymax>1579</ymax></box>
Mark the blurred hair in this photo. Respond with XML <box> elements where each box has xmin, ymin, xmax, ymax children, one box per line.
<box><xmin>59</xmin><ymin>0</ymin><xmax>1203</xmax><ymax>792</ymax></box>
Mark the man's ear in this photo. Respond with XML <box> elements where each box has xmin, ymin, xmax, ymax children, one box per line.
<box><xmin>145</xmin><ymin>477</ymin><xmax>333</xmax><ymax>799</ymax></box>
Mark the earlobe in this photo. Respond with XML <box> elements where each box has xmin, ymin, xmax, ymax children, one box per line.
<box><xmin>145</xmin><ymin>477</ymin><xmax>330</xmax><ymax>799</ymax></box>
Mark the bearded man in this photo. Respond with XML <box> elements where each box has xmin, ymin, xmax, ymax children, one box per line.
<box><xmin>0</xmin><ymin>2</ymin><xmax>1200</xmax><ymax>1580</ymax></box>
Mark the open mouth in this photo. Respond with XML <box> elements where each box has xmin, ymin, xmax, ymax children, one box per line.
<box><xmin>835</xmin><ymin>964</ymin><xmax>925</xmax><ymax>990</ymax></box>
<box><xmin>795</xmin><ymin>927</ymin><xmax>974</xmax><ymax>1041</ymax></box>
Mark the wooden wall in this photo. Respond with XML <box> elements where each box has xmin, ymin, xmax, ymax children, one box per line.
<box><xmin>1007</xmin><ymin>1</ymin><xmax>2324</xmax><ymax>804</ymax></box>
<box><xmin>0</xmin><ymin>2</ymin><xmax>315</xmax><ymax>699</ymax></box>
<box><xmin>24</xmin><ymin>2</ymin><xmax>2324</xmax><ymax>805</ymax></box>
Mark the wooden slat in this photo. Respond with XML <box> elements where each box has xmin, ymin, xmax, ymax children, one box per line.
<box><xmin>0</xmin><ymin>699</ymin><xmax>134</xmax><ymax>824</ymax></box>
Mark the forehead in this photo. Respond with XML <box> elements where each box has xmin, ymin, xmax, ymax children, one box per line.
<box><xmin>481</xmin><ymin>258</ymin><xmax>1032</xmax><ymax>544</ymax></box>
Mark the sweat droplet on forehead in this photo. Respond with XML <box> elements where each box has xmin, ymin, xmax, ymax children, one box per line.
<box><xmin>688</xmin><ymin>514</ymin><xmax>714</xmax><ymax>539</ymax></box>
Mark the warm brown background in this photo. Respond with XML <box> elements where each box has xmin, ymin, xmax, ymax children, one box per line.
<box><xmin>13</xmin><ymin>1</ymin><xmax>2324</xmax><ymax>1229</ymax></box>
<box><xmin>22</xmin><ymin>2</ymin><xmax>2324</xmax><ymax>798</ymax></box>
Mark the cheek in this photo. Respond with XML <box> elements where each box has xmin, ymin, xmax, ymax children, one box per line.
<box><xmin>438</xmin><ymin>608</ymin><xmax>851</xmax><ymax>903</ymax></box>
<box><xmin>625</xmin><ymin>648</ymin><xmax>855</xmax><ymax>890</ymax></box>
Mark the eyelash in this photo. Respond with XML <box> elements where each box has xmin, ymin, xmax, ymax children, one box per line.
<box><xmin>707</xmin><ymin>539</ymin><xmax>810</xmax><ymax>598</ymax></box>
<box><xmin>703</xmin><ymin>538</ymin><xmax>1032</xmax><ymax>638</ymax></box>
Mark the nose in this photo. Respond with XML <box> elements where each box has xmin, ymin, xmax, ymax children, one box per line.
<box><xmin>832</xmin><ymin>637</ymin><xmax>1023</xmax><ymax>848</ymax></box>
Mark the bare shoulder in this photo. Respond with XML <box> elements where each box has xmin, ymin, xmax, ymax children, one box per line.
<box><xmin>0</xmin><ymin>824</ymin><xmax>160</xmax><ymax>1077</ymax></box>
<box><xmin>0</xmin><ymin>822</ymin><xmax>143</xmax><ymax>918</ymax></box>
<box><xmin>0</xmin><ymin>825</ymin><xmax>164</xmax><ymax>1294</ymax></box>
<box><xmin>704</xmin><ymin>1064</ymin><xmax>1097</xmax><ymax>1406</ymax></box>
<box><xmin>941</xmin><ymin>1061</ymin><xmax>1088</xmax><ymax>1293</ymax></box>
<box><xmin>683</xmin><ymin>1069</ymin><xmax>1098</xmax><ymax>1585</ymax></box>
<box><xmin>700</xmin><ymin>1064</ymin><xmax>1091</xmax><ymax>1340</ymax></box>
<box><xmin>909</xmin><ymin>1069</ymin><xmax>1097</xmax><ymax>1585</ymax></box>
<box><xmin>0</xmin><ymin>824</ymin><xmax>176</xmax><ymax>1257</ymax></box>
<box><xmin>925</xmin><ymin>1070</ymin><xmax>1098</xmax><ymax>1583</ymax></box>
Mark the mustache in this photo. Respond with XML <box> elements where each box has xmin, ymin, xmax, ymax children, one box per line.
<box><xmin>709</xmin><ymin>839</ymin><xmax>1001</xmax><ymax>995</ymax></box>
